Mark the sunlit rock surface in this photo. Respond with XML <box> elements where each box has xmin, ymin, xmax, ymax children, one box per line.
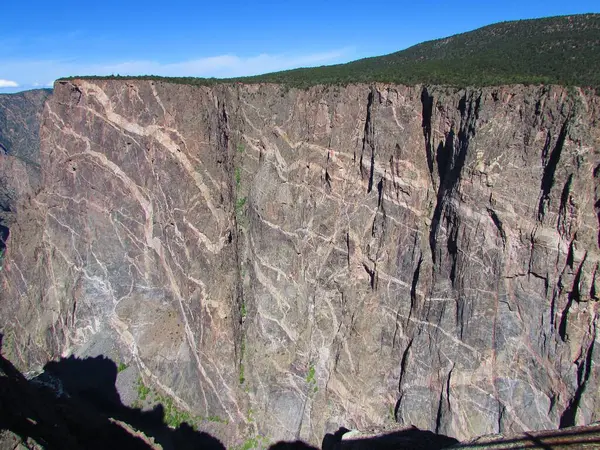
<box><xmin>1</xmin><ymin>80</ymin><xmax>599</xmax><ymax>447</ymax></box>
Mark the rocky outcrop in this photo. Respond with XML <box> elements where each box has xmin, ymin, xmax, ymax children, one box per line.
<box><xmin>1</xmin><ymin>80</ymin><xmax>599</xmax><ymax>447</ymax></box>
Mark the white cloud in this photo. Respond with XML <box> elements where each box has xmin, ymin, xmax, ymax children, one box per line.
<box><xmin>0</xmin><ymin>48</ymin><xmax>353</xmax><ymax>91</ymax></box>
<box><xmin>0</xmin><ymin>79</ymin><xmax>18</xmax><ymax>88</ymax></box>
<box><xmin>91</xmin><ymin>50</ymin><xmax>350</xmax><ymax>78</ymax></box>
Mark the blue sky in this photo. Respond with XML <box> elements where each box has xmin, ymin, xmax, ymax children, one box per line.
<box><xmin>1</xmin><ymin>0</ymin><xmax>598</xmax><ymax>92</ymax></box>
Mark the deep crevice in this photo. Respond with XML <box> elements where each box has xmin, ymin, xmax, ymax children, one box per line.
<box><xmin>217</xmin><ymin>98</ymin><xmax>245</xmax><ymax>373</ymax></box>
<box><xmin>591</xmin><ymin>263</ymin><xmax>598</xmax><ymax>300</ymax></box>
<box><xmin>377</xmin><ymin>177</ymin><xmax>384</xmax><ymax>208</ymax></box>
<box><xmin>325</xmin><ymin>151</ymin><xmax>332</xmax><ymax>190</ymax></box>
<box><xmin>445</xmin><ymin>366</ymin><xmax>453</xmax><ymax>413</ymax></box>
<box><xmin>409</xmin><ymin>255</ymin><xmax>423</xmax><ymax>322</ymax></box>
<box><xmin>421</xmin><ymin>88</ymin><xmax>435</xmax><ymax>182</ymax></box>
<box><xmin>558</xmin><ymin>252</ymin><xmax>587</xmax><ymax>341</ymax></box>
<box><xmin>346</xmin><ymin>231</ymin><xmax>351</xmax><ymax>269</ymax></box>
<box><xmin>487</xmin><ymin>208</ymin><xmax>507</xmax><ymax>247</ymax></box>
<box><xmin>361</xmin><ymin>88</ymin><xmax>376</xmax><ymax>193</ymax></box>
<box><xmin>559</xmin><ymin>320</ymin><xmax>596</xmax><ymax>428</ymax></box>
<box><xmin>396</xmin><ymin>339</ymin><xmax>413</xmax><ymax>402</ymax></box>
<box><xmin>558</xmin><ymin>173</ymin><xmax>574</xmax><ymax>237</ymax></box>
<box><xmin>428</xmin><ymin>123</ymin><xmax>468</xmax><ymax>269</ymax></box>
<box><xmin>434</xmin><ymin>388</ymin><xmax>444</xmax><ymax>433</ymax></box>
<box><xmin>362</xmin><ymin>263</ymin><xmax>377</xmax><ymax>290</ymax></box>
<box><xmin>538</xmin><ymin>119</ymin><xmax>570</xmax><ymax>221</ymax></box>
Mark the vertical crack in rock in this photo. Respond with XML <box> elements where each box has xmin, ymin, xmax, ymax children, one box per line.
<box><xmin>377</xmin><ymin>176</ymin><xmax>385</xmax><ymax>208</ymax></box>
<box><xmin>421</xmin><ymin>87</ymin><xmax>435</xmax><ymax>186</ymax></box>
<box><xmin>560</xmin><ymin>317</ymin><xmax>597</xmax><ymax>428</ymax></box>
<box><xmin>497</xmin><ymin>403</ymin><xmax>506</xmax><ymax>433</ymax></box>
<box><xmin>487</xmin><ymin>207</ymin><xmax>507</xmax><ymax>248</ymax></box>
<box><xmin>550</xmin><ymin>283</ymin><xmax>561</xmax><ymax>328</ymax></box>
<box><xmin>363</xmin><ymin>262</ymin><xmax>377</xmax><ymax>291</ymax></box>
<box><xmin>435</xmin><ymin>388</ymin><xmax>445</xmax><ymax>434</ymax></box>
<box><xmin>361</xmin><ymin>88</ymin><xmax>376</xmax><ymax>193</ymax></box>
<box><xmin>558</xmin><ymin>251</ymin><xmax>588</xmax><ymax>341</ymax></box>
<box><xmin>70</xmin><ymin>295</ymin><xmax>77</xmax><ymax>328</ymax></box>
<box><xmin>445</xmin><ymin>366</ymin><xmax>453</xmax><ymax>415</ymax></box>
<box><xmin>368</xmin><ymin>178</ymin><xmax>387</xmax><ymax>291</ymax></box>
<box><xmin>218</xmin><ymin>96</ymin><xmax>244</xmax><ymax>369</ymax></box>
<box><xmin>346</xmin><ymin>231</ymin><xmax>352</xmax><ymax>269</ymax></box>
<box><xmin>558</xmin><ymin>173</ymin><xmax>574</xmax><ymax>237</ymax></box>
<box><xmin>447</xmin><ymin>213</ymin><xmax>461</xmax><ymax>289</ymax></box>
<box><xmin>394</xmin><ymin>338</ymin><xmax>413</xmax><ymax>420</ymax></box>
<box><xmin>550</xmin><ymin>238</ymin><xmax>575</xmax><ymax>328</ymax></box>
<box><xmin>325</xmin><ymin>151</ymin><xmax>332</xmax><ymax>190</ymax></box>
<box><xmin>429</xmin><ymin>91</ymin><xmax>477</xmax><ymax>270</ymax></box>
<box><xmin>408</xmin><ymin>254</ymin><xmax>423</xmax><ymax>322</ymax></box>
<box><xmin>435</xmin><ymin>366</ymin><xmax>453</xmax><ymax>434</ymax></box>
<box><xmin>436</xmin><ymin>134</ymin><xmax>452</xmax><ymax>185</ymax></box>
<box><xmin>591</xmin><ymin>263</ymin><xmax>599</xmax><ymax>300</ymax></box>
<box><xmin>538</xmin><ymin>118</ymin><xmax>570</xmax><ymax>221</ymax></box>
<box><xmin>567</xmin><ymin>240</ymin><xmax>575</xmax><ymax>270</ymax></box>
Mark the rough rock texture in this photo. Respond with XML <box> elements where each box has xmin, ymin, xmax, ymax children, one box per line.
<box><xmin>0</xmin><ymin>89</ymin><xmax>51</xmax><ymax>163</ymax></box>
<box><xmin>1</xmin><ymin>80</ymin><xmax>599</xmax><ymax>447</ymax></box>
<box><xmin>450</xmin><ymin>423</ymin><xmax>600</xmax><ymax>449</ymax></box>
<box><xmin>0</xmin><ymin>89</ymin><xmax>52</xmax><ymax>251</ymax></box>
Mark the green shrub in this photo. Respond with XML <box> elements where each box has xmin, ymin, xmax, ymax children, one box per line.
<box><xmin>239</xmin><ymin>338</ymin><xmax>246</xmax><ymax>384</ymax></box>
<box><xmin>134</xmin><ymin>377</ymin><xmax>227</xmax><ymax>427</ymax></box>
<box><xmin>306</xmin><ymin>365</ymin><xmax>316</xmax><ymax>384</ymax></box>
<box><xmin>137</xmin><ymin>377</ymin><xmax>150</xmax><ymax>401</ymax></box>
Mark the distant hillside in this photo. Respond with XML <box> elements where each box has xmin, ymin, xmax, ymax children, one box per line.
<box><xmin>64</xmin><ymin>13</ymin><xmax>600</xmax><ymax>89</ymax></box>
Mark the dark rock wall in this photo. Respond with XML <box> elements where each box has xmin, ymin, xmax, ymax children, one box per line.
<box><xmin>0</xmin><ymin>89</ymin><xmax>51</xmax><ymax>251</ymax></box>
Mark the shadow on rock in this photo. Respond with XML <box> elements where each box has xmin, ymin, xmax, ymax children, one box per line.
<box><xmin>268</xmin><ymin>440</ymin><xmax>319</xmax><ymax>449</ymax></box>
<box><xmin>322</xmin><ymin>426</ymin><xmax>458</xmax><ymax>450</ymax></box>
<box><xmin>0</xmin><ymin>333</ymin><xmax>225</xmax><ymax>450</ymax></box>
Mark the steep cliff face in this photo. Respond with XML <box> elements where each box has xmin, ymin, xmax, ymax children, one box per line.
<box><xmin>1</xmin><ymin>80</ymin><xmax>599</xmax><ymax>446</ymax></box>
<box><xmin>0</xmin><ymin>89</ymin><xmax>51</xmax><ymax>253</ymax></box>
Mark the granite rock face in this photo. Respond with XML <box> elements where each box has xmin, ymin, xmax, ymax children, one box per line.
<box><xmin>0</xmin><ymin>89</ymin><xmax>51</xmax><ymax>253</ymax></box>
<box><xmin>1</xmin><ymin>80</ymin><xmax>599</xmax><ymax>446</ymax></box>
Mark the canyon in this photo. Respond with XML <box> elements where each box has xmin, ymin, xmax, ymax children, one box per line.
<box><xmin>0</xmin><ymin>79</ymin><xmax>599</xmax><ymax>448</ymax></box>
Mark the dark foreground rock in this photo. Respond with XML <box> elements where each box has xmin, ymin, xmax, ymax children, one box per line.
<box><xmin>450</xmin><ymin>422</ymin><xmax>600</xmax><ymax>449</ymax></box>
<box><xmin>0</xmin><ymin>335</ymin><xmax>225</xmax><ymax>450</ymax></box>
